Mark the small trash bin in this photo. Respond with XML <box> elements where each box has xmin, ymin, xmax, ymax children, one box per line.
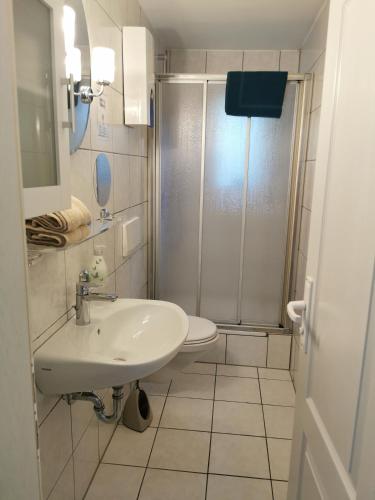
<box><xmin>122</xmin><ymin>382</ymin><xmax>153</xmax><ymax>432</ymax></box>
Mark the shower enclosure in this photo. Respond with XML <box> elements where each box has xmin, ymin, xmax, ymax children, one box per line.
<box><xmin>153</xmin><ymin>74</ymin><xmax>308</xmax><ymax>329</ymax></box>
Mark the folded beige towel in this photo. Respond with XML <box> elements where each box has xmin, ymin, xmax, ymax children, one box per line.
<box><xmin>26</xmin><ymin>196</ymin><xmax>92</xmax><ymax>248</ymax></box>
<box><xmin>26</xmin><ymin>224</ymin><xmax>90</xmax><ymax>248</ymax></box>
<box><xmin>27</xmin><ymin>196</ymin><xmax>91</xmax><ymax>234</ymax></box>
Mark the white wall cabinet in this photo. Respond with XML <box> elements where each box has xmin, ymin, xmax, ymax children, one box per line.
<box><xmin>123</xmin><ymin>27</ymin><xmax>155</xmax><ymax>126</ymax></box>
<box><xmin>13</xmin><ymin>0</ymin><xmax>70</xmax><ymax>218</ymax></box>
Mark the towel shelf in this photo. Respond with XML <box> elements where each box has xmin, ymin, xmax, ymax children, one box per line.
<box><xmin>27</xmin><ymin>219</ymin><xmax>114</xmax><ymax>266</ymax></box>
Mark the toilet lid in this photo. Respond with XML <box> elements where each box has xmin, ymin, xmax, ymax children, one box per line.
<box><xmin>184</xmin><ymin>316</ymin><xmax>217</xmax><ymax>345</ymax></box>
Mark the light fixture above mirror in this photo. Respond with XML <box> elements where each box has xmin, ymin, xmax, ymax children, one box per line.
<box><xmin>63</xmin><ymin>5</ymin><xmax>115</xmax><ymax>105</ymax></box>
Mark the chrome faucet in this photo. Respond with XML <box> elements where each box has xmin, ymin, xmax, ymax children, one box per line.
<box><xmin>75</xmin><ymin>269</ymin><xmax>118</xmax><ymax>326</ymax></box>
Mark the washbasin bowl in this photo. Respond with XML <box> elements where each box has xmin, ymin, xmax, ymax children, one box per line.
<box><xmin>35</xmin><ymin>299</ymin><xmax>189</xmax><ymax>395</ymax></box>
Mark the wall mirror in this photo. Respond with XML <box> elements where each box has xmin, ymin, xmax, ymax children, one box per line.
<box><xmin>95</xmin><ymin>153</ymin><xmax>112</xmax><ymax>207</ymax></box>
<box><xmin>65</xmin><ymin>0</ymin><xmax>91</xmax><ymax>153</ymax></box>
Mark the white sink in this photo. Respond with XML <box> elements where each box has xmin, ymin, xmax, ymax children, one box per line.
<box><xmin>35</xmin><ymin>299</ymin><xmax>188</xmax><ymax>395</ymax></box>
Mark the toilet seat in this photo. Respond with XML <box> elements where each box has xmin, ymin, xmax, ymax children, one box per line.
<box><xmin>181</xmin><ymin>316</ymin><xmax>218</xmax><ymax>353</ymax></box>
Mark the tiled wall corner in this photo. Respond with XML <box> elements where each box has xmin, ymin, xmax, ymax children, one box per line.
<box><xmin>167</xmin><ymin>48</ymin><xmax>301</xmax><ymax>74</ymax></box>
<box><xmin>290</xmin><ymin>2</ymin><xmax>329</xmax><ymax>385</ymax></box>
<box><xmin>267</xmin><ymin>335</ymin><xmax>292</xmax><ymax>369</ymax></box>
<box><xmin>168</xmin><ymin>49</ymin><xmax>207</xmax><ymax>73</ymax></box>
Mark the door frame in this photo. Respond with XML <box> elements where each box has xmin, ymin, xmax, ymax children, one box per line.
<box><xmin>153</xmin><ymin>73</ymin><xmax>310</xmax><ymax>329</ymax></box>
<box><xmin>0</xmin><ymin>0</ymin><xmax>41</xmax><ymax>497</ymax></box>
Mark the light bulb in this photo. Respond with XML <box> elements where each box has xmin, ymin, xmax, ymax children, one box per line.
<box><xmin>65</xmin><ymin>47</ymin><xmax>82</xmax><ymax>82</ymax></box>
<box><xmin>63</xmin><ymin>6</ymin><xmax>76</xmax><ymax>53</ymax></box>
<box><xmin>92</xmin><ymin>47</ymin><xmax>115</xmax><ymax>85</ymax></box>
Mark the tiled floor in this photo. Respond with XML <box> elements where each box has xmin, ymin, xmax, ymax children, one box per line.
<box><xmin>85</xmin><ymin>363</ymin><xmax>295</xmax><ymax>500</ymax></box>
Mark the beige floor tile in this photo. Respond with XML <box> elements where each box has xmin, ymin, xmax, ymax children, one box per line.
<box><xmin>160</xmin><ymin>397</ymin><xmax>213</xmax><ymax>431</ymax></box>
<box><xmin>169</xmin><ymin>373</ymin><xmax>215</xmax><ymax>399</ymax></box>
<box><xmin>207</xmin><ymin>475</ymin><xmax>273</xmax><ymax>500</ymax></box>
<box><xmin>260</xmin><ymin>380</ymin><xmax>295</xmax><ymax>406</ymax></box>
<box><xmin>183</xmin><ymin>362</ymin><xmax>216</xmax><ymax>375</ymax></box>
<box><xmin>103</xmin><ymin>425</ymin><xmax>156</xmax><ymax>467</ymax></box>
<box><xmin>140</xmin><ymin>380</ymin><xmax>170</xmax><ymax>396</ymax></box>
<box><xmin>263</xmin><ymin>405</ymin><xmax>294</xmax><ymax>439</ymax></box>
<box><xmin>273</xmin><ymin>480</ymin><xmax>289</xmax><ymax>500</ymax></box>
<box><xmin>149</xmin><ymin>428</ymin><xmax>210</xmax><ymax>473</ymax></box>
<box><xmin>259</xmin><ymin>368</ymin><xmax>291</xmax><ymax>381</ymax></box>
<box><xmin>212</xmin><ymin>401</ymin><xmax>264</xmax><ymax>436</ymax></box>
<box><xmin>85</xmin><ymin>464</ymin><xmax>144</xmax><ymax>500</ymax></box>
<box><xmin>215</xmin><ymin>376</ymin><xmax>261</xmax><ymax>403</ymax></box>
<box><xmin>217</xmin><ymin>364</ymin><xmax>258</xmax><ymax>378</ymax></box>
<box><xmin>209</xmin><ymin>433</ymin><xmax>269</xmax><ymax>478</ymax></box>
<box><xmin>148</xmin><ymin>395</ymin><xmax>166</xmax><ymax>427</ymax></box>
<box><xmin>268</xmin><ymin>439</ymin><xmax>292</xmax><ymax>481</ymax></box>
<box><xmin>139</xmin><ymin>469</ymin><xmax>206</xmax><ymax>500</ymax></box>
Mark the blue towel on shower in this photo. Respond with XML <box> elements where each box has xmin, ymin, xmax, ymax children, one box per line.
<box><xmin>225</xmin><ymin>71</ymin><xmax>288</xmax><ymax>118</ymax></box>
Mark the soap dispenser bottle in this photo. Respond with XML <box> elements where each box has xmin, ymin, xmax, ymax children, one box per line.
<box><xmin>90</xmin><ymin>244</ymin><xmax>108</xmax><ymax>286</ymax></box>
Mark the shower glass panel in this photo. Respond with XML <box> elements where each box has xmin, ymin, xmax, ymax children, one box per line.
<box><xmin>158</xmin><ymin>82</ymin><xmax>204</xmax><ymax>314</ymax></box>
<box><xmin>241</xmin><ymin>83</ymin><xmax>298</xmax><ymax>325</ymax></box>
<box><xmin>200</xmin><ymin>83</ymin><xmax>248</xmax><ymax>322</ymax></box>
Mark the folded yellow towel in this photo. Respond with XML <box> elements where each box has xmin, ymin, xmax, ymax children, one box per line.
<box><xmin>26</xmin><ymin>224</ymin><xmax>90</xmax><ymax>248</ymax></box>
<box><xmin>26</xmin><ymin>196</ymin><xmax>92</xmax><ymax>248</ymax></box>
<box><xmin>27</xmin><ymin>196</ymin><xmax>91</xmax><ymax>234</ymax></box>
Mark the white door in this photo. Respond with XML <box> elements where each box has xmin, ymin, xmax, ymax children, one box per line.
<box><xmin>287</xmin><ymin>0</ymin><xmax>375</xmax><ymax>498</ymax></box>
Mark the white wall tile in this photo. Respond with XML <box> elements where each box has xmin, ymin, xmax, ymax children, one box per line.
<box><xmin>116</xmin><ymin>260</ymin><xmax>132</xmax><ymax>297</ymax></box>
<box><xmin>243</xmin><ymin>50</ymin><xmax>280</xmax><ymax>71</ymax></box>
<box><xmin>96</xmin><ymin>0</ymin><xmax>128</xmax><ymax>29</ymax></box>
<box><xmin>306</xmin><ymin>108</ymin><xmax>321</xmax><ymax>161</ymax></box>
<box><xmin>130</xmin><ymin>245</ymin><xmax>148</xmax><ymax>297</ymax></box>
<box><xmin>113</xmin><ymin>154</ymin><xmax>131</xmax><ymax>213</ymax></box>
<box><xmin>28</xmin><ymin>252</ymin><xmax>67</xmax><ymax>341</ymax></box>
<box><xmin>113</xmin><ymin>125</ymin><xmax>128</xmax><ymax>155</ymax></box>
<box><xmin>280</xmin><ymin>50</ymin><xmax>300</xmax><ymax>72</ymax></box>
<box><xmin>70</xmin><ymin>149</ymin><xmax>95</xmax><ymax>217</ymax></box>
<box><xmin>295</xmin><ymin>251</ymin><xmax>307</xmax><ymax>299</ymax></box>
<box><xmin>299</xmin><ymin>208</ymin><xmax>311</xmax><ymax>259</ymax></box>
<box><xmin>303</xmin><ymin>161</ymin><xmax>315</xmax><ymax>210</ymax></box>
<box><xmin>93</xmin><ymin>226</ymin><xmax>116</xmax><ymax>276</ymax></box>
<box><xmin>311</xmin><ymin>53</ymin><xmax>325</xmax><ymax>111</ymax></box>
<box><xmin>73</xmin><ymin>417</ymin><xmax>99</xmax><ymax>500</ymax></box>
<box><xmin>36</xmin><ymin>390</ymin><xmax>59</xmax><ymax>425</ymax></box>
<box><xmin>39</xmin><ymin>400</ymin><xmax>73</xmax><ymax>499</ymax></box>
<box><xmin>227</xmin><ymin>335</ymin><xmax>268</xmax><ymax>367</ymax></box>
<box><xmin>206</xmin><ymin>50</ymin><xmax>243</xmax><ymax>73</ymax></box>
<box><xmin>169</xmin><ymin>49</ymin><xmax>207</xmax><ymax>73</ymax></box>
<box><xmin>267</xmin><ymin>335</ymin><xmax>291</xmax><ymax>369</ymax></box>
<box><xmin>48</xmin><ymin>458</ymin><xmax>75</xmax><ymax>500</ymax></box>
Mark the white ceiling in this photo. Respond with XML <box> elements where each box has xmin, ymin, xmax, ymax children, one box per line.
<box><xmin>139</xmin><ymin>0</ymin><xmax>325</xmax><ymax>50</ymax></box>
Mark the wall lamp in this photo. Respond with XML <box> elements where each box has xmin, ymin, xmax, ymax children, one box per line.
<box><xmin>63</xmin><ymin>6</ymin><xmax>115</xmax><ymax>108</ymax></box>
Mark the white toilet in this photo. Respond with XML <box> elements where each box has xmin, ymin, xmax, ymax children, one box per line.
<box><xmin>145</xmin><ymin>315</ymin><xmax>219</xmax><ymax>382</ymax></box>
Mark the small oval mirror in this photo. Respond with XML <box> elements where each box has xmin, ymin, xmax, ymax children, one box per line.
<box><xmin>66</xmin><ymin>0</ymin><xmax>91</xmax><ymax>153</ymax></box>
<box><xmin>95</xmin><ymin>153</ymin><xmax>112</xmax><ymax>207</ymax></box>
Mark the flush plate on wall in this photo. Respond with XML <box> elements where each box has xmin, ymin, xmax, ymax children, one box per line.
<box><xmin>122</xmin><ymin>217</ymin><xmax>141</xmax><ymax>257</ymax></box>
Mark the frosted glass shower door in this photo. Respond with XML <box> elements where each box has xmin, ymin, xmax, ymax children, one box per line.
<box><xmin>157</xmin><ymin>82</ymin><xmax>204</xmax><ymax>314</ymax></box>
<box><xmin>241</xmin><ymin>83</ymin><xmax>298</xmax><ymax>325</ymax></box>
<box><xmin>200</xmin><ymin>83</ymin><xmax>247</xmax><ymax>322</ymax></box>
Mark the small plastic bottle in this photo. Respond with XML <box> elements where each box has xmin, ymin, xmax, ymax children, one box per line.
<box><xmin>90</xmin><ymin>244</ymin><xmax>108</xmax><ymax>286</ymax></box>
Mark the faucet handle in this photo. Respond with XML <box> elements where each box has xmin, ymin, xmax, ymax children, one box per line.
<box><xmin>79</xmin><ymin>269</ymin><xmax>90</xmax><ymax>283</ymax></box>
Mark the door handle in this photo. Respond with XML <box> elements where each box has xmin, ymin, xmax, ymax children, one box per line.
<box><xmin>287</xmin><ymin>276</ymin><xmax>314</xmax><ymax>353</ymax></box>
<box><xmin>287</xmin><ymin>300</ymin><xmax>305</xmax><ymax>325</ymax></box>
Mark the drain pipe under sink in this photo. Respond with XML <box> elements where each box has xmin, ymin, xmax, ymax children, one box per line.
<box><xmin>63</xmin><ymin>386</ymin><xmax>124</xmax><ymax>423</ymax></box>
